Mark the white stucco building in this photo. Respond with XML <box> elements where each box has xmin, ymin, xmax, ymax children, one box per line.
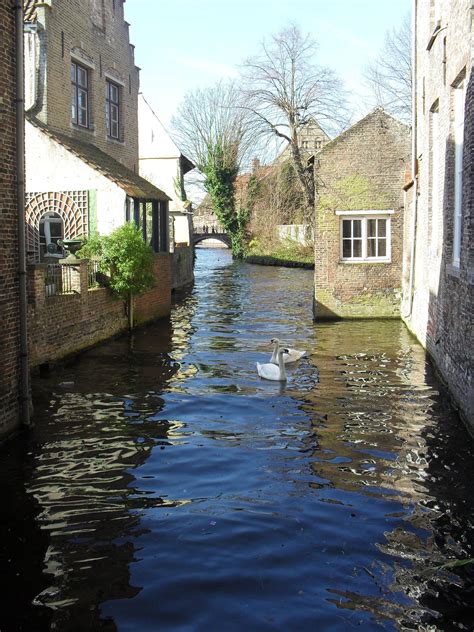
<box><xmin>138</xmin><ymin>94</ymin><xmax>195</xmax><ymax>247</ymax></box>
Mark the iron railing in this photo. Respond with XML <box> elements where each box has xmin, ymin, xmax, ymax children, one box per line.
<box><xmin>44</xmin><ymin>264</ymin><xmax>78</xmax><ymax>297</ymax></box>
<box><xmin>87</xmin><ymin>260</ymin><xmax>100</xmax><ymax>288</ymax></box>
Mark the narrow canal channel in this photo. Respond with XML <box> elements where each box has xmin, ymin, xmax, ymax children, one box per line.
<box><xmin>1</xmin><ymin>249</ymin><xmax>473</xmax><ymax>631</ymax></box>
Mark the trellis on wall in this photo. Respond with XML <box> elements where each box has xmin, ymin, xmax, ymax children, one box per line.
<box><xmin>25</xmin><ymin>191</ymin><xmax>89</xmax><ymax>262</ymax></box>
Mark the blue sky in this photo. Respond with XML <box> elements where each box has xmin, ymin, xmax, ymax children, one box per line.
<box><xmin>125</xmin><ymin>0</ymin><xmax>411</xmax><ymax>128</ymax></box>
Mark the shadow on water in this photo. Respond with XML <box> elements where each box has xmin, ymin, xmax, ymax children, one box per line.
<box><xmin>0</xmin><ymin>248</ymin><xmax>473</xmax><ymax>631</ymax></box>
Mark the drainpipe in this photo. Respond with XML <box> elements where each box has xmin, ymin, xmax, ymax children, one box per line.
<box><xmin>14</xmin><ymin>0</ymin><xmax>31</xmax><ymax>426</ymax></box>
<box><xmin>403</xmin><ymin>0</ymin><xmax>418</xmax><ymax>320</ymax></box>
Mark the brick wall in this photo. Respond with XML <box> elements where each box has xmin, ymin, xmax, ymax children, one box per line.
<box><xmin>0</xmin><ymin>0</ymin><xmax>21</xmax><ymax>437</ymax></box>
<box><xmin>314</xmin><ymin>109</ymin><xmax>411</xmax><ymax>319</ymax></box>
<box><xmin>134</xmin><ymin>253</ymin><xmax>172</xmax><ymax>324</ymax></box>
<box><xmin>28</xmin><ymin>255</ymin><xmax>172</xmax><ymax>368</ymax></box>
<box><xmin>402</xmin><ymin>0</ymin><xmax>473</xmax><ymax>429</ymax></box>
<box><xmin>29</xmin><ymin>0</ymin><xmax>139</xmax><ymax>171</ymax></box>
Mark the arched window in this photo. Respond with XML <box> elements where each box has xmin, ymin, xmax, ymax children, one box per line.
<box><xmin>39</xmin><ymin>212</ymin><xmax>64</xmax><ymax>259</ymax></box>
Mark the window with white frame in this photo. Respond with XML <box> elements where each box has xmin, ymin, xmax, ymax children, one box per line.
<box><xmin>106</xmin><ymin>79</ymin><xmax>120</xmax><ymax>139</ymax></box>
<box><xmin>337</xmin><ymin>211</ymin><xmax>392</xmax><ymax>262</ymax></box>
<box><xmin>452</xmin><ymin>78</ymin><xmax>465</xmax><ymax>267</ymax></box>
<box><xmin>71</xmin><ymin>61</ymin><xmax>89</xmax><ymax>128</ymax></box>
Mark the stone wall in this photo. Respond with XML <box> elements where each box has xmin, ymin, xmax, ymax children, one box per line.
<box><xmin>171</xmin><ymin>245</ymin><xmax>194</xmax><ymax>291</ymax></box>
<box><xmin>314</xmin><ymin>109</ymin><xmax>411</xmax><ymax>319</ymax></box>
<box><xmin>0</xmin><ymin>0</ymin><xmax>21</xmax><ymax>437</ymax></box>
<box><xmin>28</xmin><ymin>0</ymin><xmax>140</xmax><ymax>171</ymax></box>
<box><xmin>402</xmin><ymin>0</ymin><xmax>473</xmax><ymax>429</ymax></box>
<box><xmin>28</xmin><ymin>255</ymin><xmax>172</xmax><ymax>368</ymax></box>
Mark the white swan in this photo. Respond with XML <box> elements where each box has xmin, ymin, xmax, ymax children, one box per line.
<box><xmin>257</xmin><ymin>347</ymin><xmax>289</xmax><ymax>381</ymax></box>
<box><xmin>270</xmin><ymin>338</ymin><xmax>307</xmax><ymax>364</ymax></box>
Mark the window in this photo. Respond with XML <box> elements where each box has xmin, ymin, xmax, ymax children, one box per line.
<box><xmin>338</xmin><ymin>212</ymin><xmax>391</xmax><ymax>262</ymax></box>
<box><xmin>71</xmin><ymin>61</ymin><xmax>89</xmax><ymax>127</ymax></box>
<box><xmin>39</xmin><ymin>212</ymin><xmax>64</xmax><ymax>259</ymax></box>
<box><xmin>301</xmin><ymin>140</ymin><xmax>310</xmax><ymax>149</ymax></box>
<box><xmin>106</xmin><ymin>80</ymin><xmax>120</xmax><ymax>139</ymax></box>
<box><xmin>452</xmin><ymin>79</ymin><xmax>465</xmax><ymax>267</ymax></box>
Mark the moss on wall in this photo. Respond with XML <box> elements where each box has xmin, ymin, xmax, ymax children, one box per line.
<box><xmin>318</xmin><ymin>175</ymin><xmax>391</xmax><ymax>212</ymax></box>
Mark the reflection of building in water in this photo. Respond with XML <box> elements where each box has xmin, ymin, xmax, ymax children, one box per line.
<box><xmin>27</xmin><ymin>388</ymin><xmax>189</xmax><ymax>631</ymax></box>
<box><xmin>12</xmin><ymin>319</ymin><xmax>191</xmax><ymax>630</ymax></box>
<box><xmin>305</xmin><ymin>319</ymin><xmax>474</xmax><ymax>628</ymax></box>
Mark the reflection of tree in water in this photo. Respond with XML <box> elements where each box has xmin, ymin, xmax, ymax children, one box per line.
<box><xmin>302</xmin><ymin>319</ymin><xmax>474</xmax><ymax>628</ymax></box>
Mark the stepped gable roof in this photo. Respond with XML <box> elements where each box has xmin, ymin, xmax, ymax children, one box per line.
<box><xmin>28</xmin><ymin>116</ymin><xmax>170</xmax><ymax>201</ymax></box>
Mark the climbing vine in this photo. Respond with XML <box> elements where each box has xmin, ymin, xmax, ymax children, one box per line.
<box><xmin>203</xmin><ymin>142</ymin><xmax>248</xmax><ymax>258</ymax></box>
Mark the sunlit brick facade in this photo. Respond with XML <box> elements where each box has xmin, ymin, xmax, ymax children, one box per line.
<box><xmin>402</xmin><ymin>0</ymin><xmax>473</xmax><ymax>429</ymax></box>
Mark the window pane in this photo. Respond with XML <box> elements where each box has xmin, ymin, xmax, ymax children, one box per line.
<box><xmin>146</xmin><ymin>203</ymin><xmax>153</xmax><ymax>246</ymax></box>
<box><xmin>72</xmin><ymin>86</ymin><xmax>77</xmax><ymax>121</ymax></box>
<box><xmin>78</xmin><ymin>106</ymin><xmax>87</xmax><ymax>126</ymax></box>
<box><xmin>71</xmin><ymin>63</ymin><xmax>76</xmax><ymax>81</ymax></box>
<box><xmin>378</xmin><ymin>219</ymin><xmax>386</xmax><ymax>237</ymax></box>
<box><xmin>353</xmin><ymin>220</ymin><xmax>362</xmax><ymax>238</ymax></box>
<box><xmin>78</xmin><ymin>89</ymin><xmax>87</xmax><ymax>109</ymax></box>
<box><xmin>353</xmin><ymin>239</ymin><xmax>362</xmax><ymax>258</ymax></box>
<box><xmin>342</xmin><ymin>240</ymin><xmax>352</xmax><ymax>258</ymax></box>
<box><xmin>367</xmin><ymin>239</ymin><xmax>376</xmax><ymax>257</ymax></box>
<box><xmin>368</xmin><ymin>219</ymin><xmax>377</xmax><ymax>237</ymax></box>
<box><xmin>378</xmin><ymin>239</ymin><xmax>386</xmax><ymax>257</ymax></box>
<box><xmin>111</xmin><ymin>84</ymin><xmax>118</xmax><ymax>102</ymax></box>
<box><xmin>342</xmin><ymin>220</ymin><xmax>351</xmax><ymax>238</ymax></box>
<box><xmin>78</xmin><ymin>67</ymin><xmax>87</xmax><ymax>87</ymax></box>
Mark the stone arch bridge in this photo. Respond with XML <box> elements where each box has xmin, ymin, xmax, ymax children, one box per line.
<box><xmin>193</xmin><ymin>229</ymin><xmax>231</xmax><ymax>248</ymax></box>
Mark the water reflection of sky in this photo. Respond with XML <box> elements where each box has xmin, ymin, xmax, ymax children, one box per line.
<box><xmin>1</xmin><ymin>249</ymin><xmax>473</xmax><ymax>631</ymax></box>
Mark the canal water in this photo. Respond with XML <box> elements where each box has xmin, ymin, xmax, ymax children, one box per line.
<box><xmin>1</xmin><ymin>249</ymin><xmax>473</xmax><ymax>631</ymax></box>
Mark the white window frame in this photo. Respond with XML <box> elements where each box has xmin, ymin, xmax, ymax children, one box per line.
<box><xmin>106</xmin><ymin>79</ymin><xmax>120</xmax><ymax>140</ymax></box>
<box><xmin>71</xmin><ymin>61</ymin><xmax>89</xmax><ymax>128</ymax></box>
<box><xmin>336</xmin><ymin>210</ymin><xmax>393</xmax><ymax>263</ymax></box>
<box><xmin>452</xmin><ymin>78</ymin><xmax>465</xmax><ymax>268</ymax></box>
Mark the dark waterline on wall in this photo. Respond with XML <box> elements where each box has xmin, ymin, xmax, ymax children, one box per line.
<box><xmin>0</xmin><ymin>248</ymin><xmax>473</xmax><ymax>631</ymax></box>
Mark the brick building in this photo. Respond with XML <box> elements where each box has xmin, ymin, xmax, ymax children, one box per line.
<box><xmin>276</xmin><ymin>118</ymin><xmax>330</xmax><ymax>164</ymax></box>
<box><xmin>0</xmin><ymin>0</ymin><xmax>21</xmax><ymax>437</ymax></box>
<box><xmin>23</xmin><ymin>0</ymin><xmax>170</xmax><ymax>267</ymax></box>
<box><xmin>402</xmin><ymin>0</ymin><xmax>473</xmax><ymax>429</ymax></box>
<box><xmin>313</xmin><ymin>109</ymin><xmax>411</xmax><ymax>319</ymax></box>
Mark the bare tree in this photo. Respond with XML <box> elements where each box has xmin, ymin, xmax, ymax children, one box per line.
<box><xmin>364</xmin><ymin>14</ymin><xmax>412</xmax><ymax>124</ymax></box>
<box><xmin>240</xmin><ymin>25</ymin><xmax>348</xmax><ymax>219</ymax></box>
<box><xmin>172</xmin><ymin>81</ymin><xmax>255</xmax><ymax>257</ymax></box>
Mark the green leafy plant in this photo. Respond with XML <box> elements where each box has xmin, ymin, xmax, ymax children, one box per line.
<box><xmin>102</xmin><ymin>223</ymin><xmax>155</xmax><ymax>299</ymax></box>
<box><xmin>78</xmin><ymin>223</ymin><xmax>155</xmax><ymax>299</ymax></box>
<box><xmin>78</xmin><ymin>223</ymin><xmax>156</xmax><ymax>329</ymax></box>
<box><xmin>204</xmin><ymin>141</ymin><xmax>249</xmax><ymax>258</ymax></box>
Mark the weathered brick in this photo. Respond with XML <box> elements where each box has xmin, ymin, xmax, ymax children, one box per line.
<box><xmin>0</xmin><ymin>0</ymin><xmax>21</xmax><ymax>438</ymax></box>
<box><xmin>402</xmin><ymin>0</ymin><xmax>473</xmax><ymax>429</ymax></box>
<box><xmin>314</xmin><ymin>109</ymin><xmax>411</xmax><ymax>319</ymax></box>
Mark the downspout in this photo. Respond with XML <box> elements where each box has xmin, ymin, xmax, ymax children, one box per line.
<box><xmin>403</xmin><ymin>0</ymin><xmax>418</xmax><ymax>319</ymax></box>
<box><xmin>14</xmin><ymin>0</ymin><xmax>31</xmax><ymax>426</ymax></box>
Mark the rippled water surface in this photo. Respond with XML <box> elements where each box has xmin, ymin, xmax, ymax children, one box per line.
<box><xmin>1</xmin><ymin>249</ymin><xmax>473</xmax><ymax>631</ymax></box>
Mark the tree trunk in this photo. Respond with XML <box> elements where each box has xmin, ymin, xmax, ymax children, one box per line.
<box><xmin>128</xmin><ymin>291</ymin><xmax>134</xmax><ymax>331</ymax></box>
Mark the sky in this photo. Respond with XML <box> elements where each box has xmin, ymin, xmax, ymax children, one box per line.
<box><xmin>124</xmin><ymin>0</ymin><xmax>412</xmax><ymax>130</ymax></box>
